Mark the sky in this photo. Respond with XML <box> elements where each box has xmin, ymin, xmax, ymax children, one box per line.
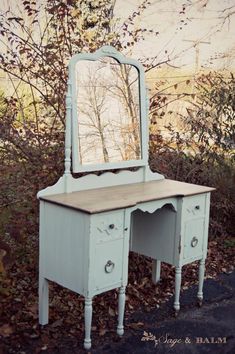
<box><xmin>114</xmin><ymin>0</ymin><xmax>235</xmax><ymax>71</ymax></box>
<box><xmin>0</xmin><ymin>0</ymin><xmax>234</xmax><ymax>72</ymax></box>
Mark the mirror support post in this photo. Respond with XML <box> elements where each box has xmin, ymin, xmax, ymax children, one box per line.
<box><xmin>64</xmin><ymin>80</ymin><xmax>72</xmax><ymax>191</ymax></box>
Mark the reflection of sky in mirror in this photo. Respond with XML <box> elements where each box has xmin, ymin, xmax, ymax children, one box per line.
<box><xmin>75</xmin><ymin>58</ymin><xmax>140</xmax><ymax>165</ymax></box>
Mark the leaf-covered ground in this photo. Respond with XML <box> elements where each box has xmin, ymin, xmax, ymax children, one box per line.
<box><xmin>0</xmin><ymin>234</ymin><xmax>234</xmax><ymax>353</ymax></box>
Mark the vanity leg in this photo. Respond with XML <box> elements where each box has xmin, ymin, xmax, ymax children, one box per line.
<box><xmin>84</xmin><ymin>297</ymin><xmax>92</xmax><ymax>350</ymax></box>
<box><xmin>117</xmin><ymin>286</ymin><xmax>126</xmax><ymax>336</ymax></box>
<box><xmin>152</xmin><ymin>260</ymin><xmax>161</xmax><ymax>284</ymax></box>
<box><xmin>174</xmin><ymin>266</ymin><xmax>182</xmax><ymax>316</ymax></box>
<box><xmin>197</xmin><ymin>259</ymin><xmax>205</xmax><ymax>307</ymax></box>
<box><xmin>39</xmin><ymin>276</ymin><xmax>49</xmax><ymax>325</ymax></box>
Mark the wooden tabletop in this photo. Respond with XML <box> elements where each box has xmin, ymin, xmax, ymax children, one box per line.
<box><xmin>40</xmin><ymin>179</ymin><xmax>215</xmax><ymax>214</ymax></box>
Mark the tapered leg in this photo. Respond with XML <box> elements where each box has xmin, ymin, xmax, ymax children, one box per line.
<box><xmin>174</xmin><ymin>266</ymin><xmax>182</xmax><ymax>316</ymax></box>
<box><xmin>117</xmin><ymin>286</ymin><xmax>126</xmax><ymax>336</ymax></box>
<box><xmin>84</xmin><ymin>297</ymin><xmax>92</xmax><ymax>350</ymax></box>
<box><xmin>152</xmin><ymin>260</ymin><xmax>161</xmax><ymax>284</ymax></box>
<box><xmin>197</xmin><ymin>259</ymin><xmax>205</xmax><ymax>306</ymax></box>
<box><xmin>39</xmin><ymin>276</ymin><xmax>49</xmax><ymax>325</ymax></box>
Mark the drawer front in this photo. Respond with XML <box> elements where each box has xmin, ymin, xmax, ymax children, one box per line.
<box><xmin>183</xmin><ymin>218</ymin><xmax>204</xmax><ymax>260</ymax></box>
<box><xmin>92</xmin><ymin>210</ymin><xmax>124</xmax><ymax>243</ymax></box>
<box><xmin>93</xmin><ymin>239</ymin><xmax>123</xmax><ymax>291</ymax></box>
<box><xmin>183</xmin><ymin>194</ymin><xmax>206</xmax><ymax>220</ymax></box>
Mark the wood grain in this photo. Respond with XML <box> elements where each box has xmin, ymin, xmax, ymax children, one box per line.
<box><xmin>40</xmin><ymin>179</ymin><xmax>215</xmax><ymax>214</ymax></box>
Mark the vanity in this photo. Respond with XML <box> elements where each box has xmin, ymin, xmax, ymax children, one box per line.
<box><xmin>38</xmin><ymin>46</ymin><xmax>215</xmax><ymax>350</ymax></box>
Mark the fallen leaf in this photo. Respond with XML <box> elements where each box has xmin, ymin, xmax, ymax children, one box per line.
<box><xmin>0</xmin><ymin>286</ymin><xmax>10</xmax><ymax>296</ymax></box>
<box><xmin>108</xmin><ymin>307</ymin><xmax>115</xmax><ymax>317</ymax></box>
<box><xmin>41</xmin><ymin>345</ymin><xmax>47</xmax><ymax>351</ymax></box>
<box><xmin>51</xmin><ymin>319</ymin><xmax>63</xmax><ymax>328</ymax></box>
<box><xmin>0</xmin><ymin>249</ymin><xmax>7</xmax><ymax>274</ymax></box>
<box><xmin>28</xmin><ymin>303</ymin><xmax>38</xmax><ymax>319</ymax></box>
<box><xmin>99</xmin><ymin>328</ymin><xmax>106</xmax><ymax>336</ymax></box>
<box><xmin>0</xmin><ymin>324</ymin><xmax>14</xmax><ymax>337</ymax></box>
<box><xmin>129</xmin><ymin>322</ymin><xmax>144</xmax><ymax>329</ymax></box>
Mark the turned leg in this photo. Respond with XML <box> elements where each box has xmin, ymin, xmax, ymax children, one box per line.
<box><xmin>197</xmin><ymin>259</ymin><xmax>205</xmax><ymax>307</ymax></box>
<box><xmin>117</xmin><ymin>286</ymin><xmax>126</xmax><ymax>336</ymax></box>
<box><xmin>152</xmin><ymin>260</ymin><xmax>161</xmax><ymax>284</ymax></box>
<box><xmin>174</xmin><ymin>266</ymin><xmax>182</xmax><ymax>316</ymax></box>
<box><xmin>39</xmin><ymin>276</ymin><xmax>49</xmax><ymax>325</ymax></box>
<box><xmin>84</xmin><ymin>297</ymin><xmax>92</xmax><ymax>350</ymax></box>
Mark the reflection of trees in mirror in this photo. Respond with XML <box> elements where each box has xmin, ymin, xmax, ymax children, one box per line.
<box><xmin>76</xmin><ymin>57</ymin><xmax>140</xmax><ymax>165</ymax></box>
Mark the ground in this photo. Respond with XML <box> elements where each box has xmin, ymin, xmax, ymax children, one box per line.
<box><xmin>0</xmin><ymin>234</ymin><xmax>234</xmax><ymax>353</ymax></box>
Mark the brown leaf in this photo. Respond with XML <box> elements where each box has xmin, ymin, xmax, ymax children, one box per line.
<box><xmin>0</xmin><ymin>249</ymin><xmax>7</xmax><ymax>274</ymax></box>
<box><xmin>51</xmin><ymin>319</ymin><xmax>63</xmax><ymax>328</ymax></box>
<box><xmin>139</xmin><ymin>277</ymin><xmax>149</xmax><ymax>288</ymax></box>
<box><xmin>129</xmin><ymin>322</ymin><xmax>144</xmax><ymax>329</ymax></box>
<box><xmin>0</xmin><ymin>324</ymin><xmax>14</xmax><ymax>337</ymax></box>
<box><xmin>99</xmin><ymin>328</ymin><xmax>106</xmax><ymax>336</ymax></box>
<box><xmin>0</xmin><ymin>286</ymin><xmax>10</xmax><ymax>296</ymax></box>
<box><xmin>108</xmin><ymin>306</ymin><xmax>115</xmax><ymax>317</ymax></box>
<box><xmin>28</xmin><ymin>303</ymin><xmax>38</xmax><ymax>319</ymax></box>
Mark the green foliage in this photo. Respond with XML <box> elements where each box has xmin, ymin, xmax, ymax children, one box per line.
<box><xmin>186</xmin><ymin>72</ymin><xmax>235</xmax><ymax>158</ymax></box>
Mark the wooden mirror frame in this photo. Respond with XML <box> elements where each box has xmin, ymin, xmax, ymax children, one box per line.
<box><xmin>68</xmin><ymin>46</ymin><xmax>149</xmax><ymax>173</ymax></box>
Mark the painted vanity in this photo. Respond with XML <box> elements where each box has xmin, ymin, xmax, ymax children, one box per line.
<box><xmin>38</xmin><ymin>46</ymin><xmax>215</xmax><ymax>349</ymax></box>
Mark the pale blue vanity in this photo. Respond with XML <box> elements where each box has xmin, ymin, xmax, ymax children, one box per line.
<box><xmin>38</xmin><ymin>46</ymin><xmax>214</xmax><ymax>350</ymax></box>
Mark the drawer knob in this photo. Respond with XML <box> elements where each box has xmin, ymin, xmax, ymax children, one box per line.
<box><xmin>195</xmin><ymin>205</ymin><xmax>200</xmax><ymax>210</ymax></box>
<box><xmin>105</xmin><ymin>260</ymin><xmax>115</xmax><ymax>273</ymax></box>
<box><xmin>109</xmin><ymin>224</ymin><xmax>115</xmax><ymax>229</ymax></box>
<box><xmin>191</xmin><ymin>237</ymin><xmax>198</xmax><ymax>247</ymax></box>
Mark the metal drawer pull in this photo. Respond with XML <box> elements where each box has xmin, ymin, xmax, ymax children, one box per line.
<box><xmin>105</xmin><ymin>260</ymin><xmax>115</xmax><ymax>273</ymax></box>
<box><xmin>195</xmin><ymin>205</ymin><xmax>200</xmax><ymax>210</ymax></box>
<box><xmin>109</xmin><ymin>224</ymin><xmax>115</xmax><ymax>229</ymax></box>
<box><xmin>191</xmin><ymin>237</ymin><xmax>198</xmax><ymax>247</ymax></box>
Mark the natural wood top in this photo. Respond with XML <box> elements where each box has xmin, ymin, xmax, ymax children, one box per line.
<box><xmin>40</xmin><ymin>179</ymin><xmax>215</xmax><ymax>214</ymax></box>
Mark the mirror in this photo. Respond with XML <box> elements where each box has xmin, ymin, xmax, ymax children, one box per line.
<box><xmin>69</xmin><ymin>46</ymin><xmax>148</xmax><ymax>173</ymax></box>
<box><xmin>75</xmin><ymin>58</ymin><xmax>141</xmax><ymax>165</ymax></box>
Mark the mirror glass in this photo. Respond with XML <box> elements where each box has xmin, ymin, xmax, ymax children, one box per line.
<box><xmin>75</xmin><ymin>57</ymin><xmax>141</xmax><ymax>165</ymax></box>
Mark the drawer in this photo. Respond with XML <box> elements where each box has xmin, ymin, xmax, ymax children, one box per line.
<box><xmin>91</xmin><ymin>210</ymin><xmax>124</xmax><ymax>243</ymax></box>
<box><xmin>93</xmin><ymin>239</ymin><xmax>123</xmax><ymax>291</ymax></box>
<box><xmin>183</xmin><ymin>194</ymin><xmax>206</xmax><ymax>219</ymax></box>
<box><xmin>183</xmin><ymin>218</ymin><xmax>204</xmax><ymax>260</ymax></box>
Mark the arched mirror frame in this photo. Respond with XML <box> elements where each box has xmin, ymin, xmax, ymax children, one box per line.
<box><xmin>68</xmin><ymin>46</ymin><xmax>149</xmax><ymax>173</ymax></box>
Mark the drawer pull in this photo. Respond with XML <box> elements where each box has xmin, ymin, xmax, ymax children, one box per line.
<box><xmin>105</xmin><ymin>260</ymin><xmax>115</xmax><ymax>273</ymax></box>
<box><xmin>191</xmin><ymin>237</ymin><xmax>198</xmax><ymax>247</ymax></box>
<box><xmin>109</xmin><ymin>224</ymin><xmax>115</xmax><ymax>229</ymax></box>
<box><xmin>195</xmin><ymin>205</ymin><xmax>200</xmax><ymax>210</ymax></box>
